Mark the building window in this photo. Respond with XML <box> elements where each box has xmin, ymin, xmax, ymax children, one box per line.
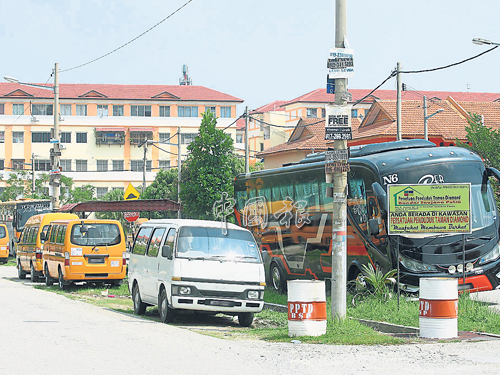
<box><xmin>32</xmin><ymin>132</ymin><xmax>51</xmax><ymax>143</ymax></box>
<box><xmin>96</xmin><ymin>187</ymin><xmax>108</xmax><ymax>198</ymax></box>
<box><xmin>60</xmin><ymin>159</ymin><xmax>72</xmax><ymax>172</ymax></box>
<box><xmin>220</xmin><ymin>107</ymin><xmax>231</xmax><ymax>118</ymax></box>
<box><xmin>76</xmin><ymin>160</ymin><xmax>87</xmax><ymax>172</ymax></box>
<box><xmin>32</xmin><ymin>104</ymin><xmax>53</xmax><ymax>116</ymax></box>
<box><xmin>159</xmin><ymin>106</ymin><xmax>170</xmax><ymax>117</ymax></box>
<box><xmin>12</xmin><ymin>159</ymin><xmax>25</xmax><ymax>170</ymax></box>
<box><xmin>0</xmin><ymin>132</ymin><xmax>4</xmax><ymax>143</ymax></box>
<box><xmin>60</xmin><ymin>104</ymin><xmax>72</xmax><ymax>116</ymax></box>
<box><xmin>130</xmin><ymin>131</ymin><xmax>152</xmax><ymax>145</ymax></box>
<box><xmin>131</xmin><ymin>105</ymin><xmax>152</xmax><ymax>117</ymax></box>
<box><xmin>76</xmin><ymin>105</ymin><xmax>87</xmax><ymax>116</ymax></box>
<box><xmin>0</xmin><ymin>160</ymin><xmax>4</xmax><ymax>170</ymax></box>
<box><xmin>61</xmin><ymin>132</ymin><xmax>71</xmax><ymax>143</ymax></box>
<box><xmin>97</xmin><ymin>160</ymin><xmax>108</xmax><ymax>172</ymax></box>
<box><xmin>0</xmin><ymin>104</ymin><xmax>4</xmax><ymax>115</ymax></box>
<box><xmin>351</xmin><ymin>109</ymin><xmax>358</xmax><ymax>118</ymax></box>
<box><xmin>321</xmin><ymin>108</ymin><xmax>326</xmax><ymax>118</ymax></box>
<box><xmin>113</xmin><ymin>105</ymin><xmax>124</xmax><ymax>116</ymax></box>
<box><xmin>112</xmin><ymin>187</ymin><xmax>124</xmax><ymax>192</ymax></box>
<box><xmin>13</xmin><ymin>132</ymin><xmax>24</xmax><ymax>143</ymax></box>
<box><xmin>13</xmin><ymin>104</ymin><xmax>25</xmax><ymax>115</ymax></box>
<box><xmin>236</xmin><ymin>134</ymin><xmax>243</xmax><ymax>143</ymax></box>
<box><xmin>112</xmin><ymin>160</ymin><xmax>124</xmax><ymax>171</ymax></box>
<box><xmin>181</xmin><ymin>133</ymin><xmax>197</xmax><ymax>145</ymax></box>
<box><xmin>306</xmin><ymin>108</ymin><xmax>317</xmax><ymax>118</ymax></box>
<box><xmin>131</xmin><ymin>160</ymin><xmax>152</xmax><ymax>172</ymax></box>
<box><xmin>35</xmin><ymin>160</ymin><xmax>51</xmax><ymax>171</ymax></box>
<box><xmin>178</xmin><ymin>106</ymin><xmax>198</xmax><ymax>117</ymax></box>
<box><xmin>205</xmin><ymin>106</ymin><xmax>216</xmax><ymax>115</ymax></box>
<box><xmin>76</xmin><ymin>133</ymin><xmax>87</xmax><ymax>143</ymax></box>
<box><xmin>159</xmin><ymin>160</ymin><xmax>171</xmax><ymax>169</ymax></box>
<box><xmin>97</xmin><ymin>105</ymin><xmax>108</xmax><ymax>117</ymax></box>
<box><xmin>159</xmin><ymin>133</ymin><xmax>171</xmax><ymax>143</ymax></box>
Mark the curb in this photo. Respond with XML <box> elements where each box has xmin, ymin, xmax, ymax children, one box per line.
<box><xmin>352</xmin><ymin>318</ymin><xmax>419</xmax><ymax>334</ymax></box>
<box><xmin>264</xmin><ymin>302</ymin><xmax>288</xmax><ymax>313</ymax></box>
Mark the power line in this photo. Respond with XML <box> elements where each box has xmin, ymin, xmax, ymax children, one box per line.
<box><xmin>60</xmin><ymin>0</ymin><xmax>194</xmax><ymax>73</ymax></box>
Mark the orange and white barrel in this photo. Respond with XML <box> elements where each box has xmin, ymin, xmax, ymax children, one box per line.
<box><xmin>287</xmin><ymin>280</ymin><xmax>327</xmax><ymax>337</ymax></box>
<box><xmin>419</xmin><ymin>277</ymin><xmax>458</xmax><ymax>339</ymax></box>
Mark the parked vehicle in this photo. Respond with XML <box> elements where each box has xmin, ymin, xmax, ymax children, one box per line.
<box><xmin>234</xmin><ymin>140</ymin><xmax>500</xmax><ymax>293</ymax></box>
<box><xmin>42</xmin><ymin>219</ymin><xmax>127</xmax><ymax>289</ymax></box>
<box><xmin>0</xmin><ymin>223</ymin><xmax>10</xmax><ymax>264</ymax></box>
<box><xmin>128</xmin><ymin>219</ymin><xmax>265</xmax><ymax>327</ymax></box>
<box><xmin>16</xmin><ymin>213</ymin><xmax>78</xmax><ymax>281</ymax></box>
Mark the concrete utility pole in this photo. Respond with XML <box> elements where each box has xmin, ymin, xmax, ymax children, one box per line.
<box><xmin>245</xmin><ymin>106</ymin><xmax>249</xmax><ymax>173</ymax></box>
<box><xmin>396</xmin><ymin>61</ymin><xmax>402</xmax><ymax>141</ymax></box>
<box><xmin>423</xmin><ymin>96</ymin><xmax>443</xmax><ymax>141</ymax></box>
<box><xmin>142</xmin><ymin>140</ymin><xmax>148</xmax><ymax>193</ymax></box>
<box><xmin>331</xmin><ymin>0</ymin><xmax>348</xmax><ymax>320</ymax></box>
<box><xmin>51</xmin><ymin>62</ymin><xmax>61</xmax><ymax>211</ymax></box>
<box><xmin>177</xmin><ymin>126</ymin><xmax>181</xmax><ymax>219</ymax></box>
<box><xmin>31</xmin><ymin>153</ymin><xmax>35</xmax><ymax>193</ymax></box>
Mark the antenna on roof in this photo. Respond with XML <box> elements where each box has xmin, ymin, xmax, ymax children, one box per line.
<box><xmin>179</xmin><ymin>65</ymin><xmax>192</xmax><ymax>86</ymax></box>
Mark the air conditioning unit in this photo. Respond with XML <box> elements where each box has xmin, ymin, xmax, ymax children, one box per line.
<box><xmin>59</xmin><ymin>144</ymin><xmax>66</xmax><ymax>150</ymax></box>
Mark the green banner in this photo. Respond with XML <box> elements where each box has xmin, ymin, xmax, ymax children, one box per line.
<box><xmin>388</xmin><ymin>184</ymin><xmax>471</xmax><ymax>235</ymax></box>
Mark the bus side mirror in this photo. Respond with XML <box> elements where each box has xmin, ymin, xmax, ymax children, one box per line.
<box><xmin>39</xmin><ymin>233</ymin><xmax>46</xmax><ymax>242</ymax></box>
<box><xmin>162</xmin><ymin>245</ymin><xmax>172</xmax><ymax>259</ymax></box>
<box><xmin>12</xmin><ymin>237</ymin><xmax>19</xmax><ymax>243</ymax></box>
<box><xmin>368</xmin><ymin>218</ymin><xmax>380</xmax><ymax>236</ymax></box>
<box><xmin>372</xmin><ymin>182</ymin><xmax>387</xmax><ymax>213</ymax></box>
<box><xmin>486</xmin><ymin>167</ymin><xmax>500</xmax><ymax>182</ymax></box>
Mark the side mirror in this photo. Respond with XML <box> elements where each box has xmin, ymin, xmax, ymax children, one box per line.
<box><xmin>368</xmin><ymin>218</ymin><xmax>380</xmax><ymax>237</ymax></box>
<box><xmin>40</xmin><ymin>232</ymin><xmax>46</xmax><ymax>242</ymax></box>
<box><xmin>486</xmin><ymin>167</ymin><xmax>500</xmax><ymax>182</ymax></box>
<box><xmin>162</xmin><ymin>244</ymin><xmax>172</xmax><ymax>259</ymax></box>
<box><xmin>372</xmin><ymin>182</ymin><xmax>387</xmax><ymax>214</ymax></box>
<box><xmin>12</xmin><ymin>237</ymin><xmax>19</xmax><ymax>243</ymax></box>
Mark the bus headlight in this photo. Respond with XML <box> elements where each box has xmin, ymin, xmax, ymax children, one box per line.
<box><xmin>179</xmin><ymin>286</ymin><xmax>192</xmax><ymax>295</ymax></box>
<box><xmin>247</xmin><ymin>290</ymin><xmax>259</xmax><ymax>299</ymax></box>
<box><xmin>479</xmin><ymin>242</ymin><xmax>500</xmax><ymax>265</ymax></box>
<box><xmin>399</xmin><ymin>253</ymin><xmax>438</xmax><ymax>272</ymax></box>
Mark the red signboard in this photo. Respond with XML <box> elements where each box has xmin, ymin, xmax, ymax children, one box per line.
<box><xmin>124</xmin><ymin>211</ymin><xmax>140</xmax><ymax>222</ymax></box>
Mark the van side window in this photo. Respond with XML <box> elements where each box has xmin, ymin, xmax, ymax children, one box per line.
<box><xmin>133</xmin><ymin>227</ymin><xmax>153</xmax><ymax>255</ymax></box>
<box><xmin>41</xmin><ymin>225</ymin><xmax>50</xmax><ymax>242</ymax></box>
<box><xmin>147</xmin><ymin>228</ymin><xmax>166</xmax><ymax>257</ymax></box>
<box><xmin>0</xmin><ymin>225</ymin><xmax>6</xmax><ymax>239</ymax></box>
<box><xmin>56</xmin><ymin>226</ymin><xmax>66</xmax><ymax>244</ymax></box>
<box><xmin>49</xmin><ymin>225</ymin><xmax>59</xmax><ymax>243</ymax></box>
<box><xmin>163</xmin><ymin>228</ymin><xmax>177</xmax><ymax>257</ymax></box>
<box><xmin>28</xmin><ymin>226</ymin><xmax>39</xmax><ymax>244</ymax></box>
<box><xmin>20</xmin><ymin>229</ymin><xmax>28</xmax><ymax>244</ymax></box>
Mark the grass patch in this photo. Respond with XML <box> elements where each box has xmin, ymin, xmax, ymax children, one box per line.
<box><xmin>1</xmin><ymin>257</ymin><xmax>16</xmax><ymax>267</ymax></box>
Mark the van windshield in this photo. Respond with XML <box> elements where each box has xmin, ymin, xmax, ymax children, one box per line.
<box><xmin>176</xmin><ymin>227</ymin><xmax>261</xmax><ymax>263</ymax></box>
<box><xmin>71</xmin><ymin>223</ymin><xmax>121</xmax><ymax>246</ymax></box>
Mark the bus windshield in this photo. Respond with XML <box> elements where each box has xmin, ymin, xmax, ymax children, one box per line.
<box><xmin>176</xmin><ymin>227</ymin><xmax>261</xmax><ymax>262</ymax></box>
<box><xmin>71</xmin><ymin>223</ymin><xmax>121</xmax><ymax>246</ymax></box>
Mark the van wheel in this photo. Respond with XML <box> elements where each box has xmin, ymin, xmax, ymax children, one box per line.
<box><xmin>44</xmin><ymin>264</ymin><xmax>54</xmax><ymax>286</ymax></box>
<box><xmin>17</xmin><ymin>261</ymin><xmax>27</xmax><ymax>280</ymax></box>
<box><xmin>238</xmin><ymin>312</ymin><xmax>254</xmax><ymax>327</ymax></box>
<box><xmin>58</xmin><ymin>268</ymin><xmax>68</xmax><ymax>290</ymax></box>
<box><xmin>158</xmin><ymin>289</ymin><xmax>175</xmax><ymax>323</ymax></box>
<box><xmin>270</xmin><ymin>262</ymin><xmax>286</xmax><ymax>293</ymax></box>
<box><xmin>30</xmin><ymin>263</ymin><xmax>37</xmax><ymax>282</ymax></box>
<box><xmin>132</xmin><ymin>284</ymin><xmax>147</xmax><ymax>315</ymax></box>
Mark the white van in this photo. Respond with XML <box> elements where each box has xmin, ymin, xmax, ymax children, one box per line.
<box><xmin>128</xmin><ymin>219</ymin><xmax>266</xmax><ymax>327</ymax></box>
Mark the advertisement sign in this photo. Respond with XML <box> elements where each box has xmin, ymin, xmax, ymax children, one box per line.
<box><xmin>327</xmin><ymin>48</ymin><xmax>354</xmax><ymax>79</ymax></box>
<box><xmin>325</xmin><ymin>105</ymin><xmax>351</xmax><ymax>141</ymax></box>
<box><xmin>387</xmin><ymin>184</ymin><xmax>471</xmax><ymax>235</ymax></box>
<box><xmin>325</xmin><ymin>149</ymin><xmax>350</xmax><ymax>161</ymax></box>
<box><xmin>325</xmin><ymin>162</ymin><xmax>350</xmax><ymax>174</ymax></box>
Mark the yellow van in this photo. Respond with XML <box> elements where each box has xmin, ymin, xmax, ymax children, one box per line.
<box><xmin>42</xmin><ymin>219</ymin><xmax>127</xmax><ymax>289</ymax></box>
<box><xmin>16</xmin><ymin>213</ymin><xmax>78</xmax><ymax>281</ymax></box>
<box><xmin>0</xmin><ymin>223</ymin><xmax>10</xmax><ymax>264</ymax></box>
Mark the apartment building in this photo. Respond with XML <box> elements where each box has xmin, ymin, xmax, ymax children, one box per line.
<box><xmin>0</xmin><ymin>83</ymin><xmax>243</xmax><ymax>197</ymax></box>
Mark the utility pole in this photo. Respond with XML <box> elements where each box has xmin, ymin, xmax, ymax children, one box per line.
<box><xmin>396</xmin><ymin>61</ymin><xmax>402</xmax><ymax>141</ymax></box>
<box><xmin>245</xmin><ymin>106</ymin><xmax>249</xmax><ymax>173</ymax></box>
<box><xmin>50</xmin><ymin>62</ymin><xmax>61</xmax><ymax>211</ymax></box>
<box><xmin>142</xmin><ymin>140</ymin><xmax>148</xmax><ymax>193</ymax></box>
<box><xmin>177</xmin><ymin>127</ymin><xmax>181</xmax><ymax>219</ymax></box>
<box><xmin>331</xmin><ymin>0</ymin><xmax>348</xmax><ymax>320</ymax></box>
<box><xmin>423</xmin><ymin>95</ymin><xmax>428</xmax><ymax>141</ymax></box>
<box><xmin>31</xmin><ymin>153</ymin><xmax>35</xmax><ymax>193</ymax></box>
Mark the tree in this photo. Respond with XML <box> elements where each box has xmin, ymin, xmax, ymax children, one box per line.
<box><xmin>64</xmin><ymin>184</ymin><xmax>95</xmax><ymax>204</ymax></box>
<box><xmin>96</xmin><ymin>188</ymin><xmax>127</xmax><ymax>225</ymax></box>
<box><xmin>180</xmin><ymin>111</ymin><xmax>239</xmax><ymax>220</ymax></box>
<box><xmin>142</xmin><ymin>168</ymin><xmax>179</xmax><ymax>219</ymax></box>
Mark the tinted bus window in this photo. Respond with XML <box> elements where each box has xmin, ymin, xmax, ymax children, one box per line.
<box><xmin>0</xmin><ymin>226</ymin><xmax>5</xmax><ymax>238</ymax></box>
<box><xmin>133</xmin><ymin>227</ymin><xmax>152</xmax><ymax>255</ymax></box>
<box><xmin>163</xmin><ymin>228</ymin><xmax>176</xmax><ymax>258</ymax></box>
<box><xmin>147</xmin><ymin>228</ymin><xmax>165</xmax><ymax>257</ymax></box>
<box><xmin>56</xmin><ymin>226</ymin><xmax>66</xmax><ymax>244</ymax></box>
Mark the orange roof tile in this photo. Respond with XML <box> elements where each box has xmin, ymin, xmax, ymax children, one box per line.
<box><xmin>250</xmin><ymin>100</ymin><xmax>287</xmax><ymax>114</ymax></box>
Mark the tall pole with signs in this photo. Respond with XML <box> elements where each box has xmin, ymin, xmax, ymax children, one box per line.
<box><xmin>50</xmin><ymin>62</ymin><xmax>61</xmax><ymax>211</ymax></box>
<box><xmin>328</xmin><ymin>0</ymin><xmax>349</xmax><ymax>320</ymax></box>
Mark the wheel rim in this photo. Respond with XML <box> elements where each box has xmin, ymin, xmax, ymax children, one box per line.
<box><xmin>272</xmin><ymin>266</ymin><xmax>281</xmax><ymax>290</ymax></box>
<box><xmin>59</xmin><ymin>272</ymin><xmax>63</xmax><ymax>288</ymax></box>
<box><xmin>161</xmin><ymin>295</ymin><xmax>167</xmax><ymax>319</ymax></box>
<box><xmin>134</xmin><ymin>288</ymin><xmax>139</xmax><ymax>308</ymax></box>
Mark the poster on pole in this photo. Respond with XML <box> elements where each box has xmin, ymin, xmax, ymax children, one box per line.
<box><xmin>387</xmin><ymin>183</ymin><xmax>471</xmax><ymax>235</ymax></box>
<box><xmin>327</xmin><ymin>48</ymin><xmax>354</xmax><ymax>79</ymax></box>
<box><xmin>325</xmin><ymin>104</ymin><xmax>351</xmax><ymax>140</ymax></box>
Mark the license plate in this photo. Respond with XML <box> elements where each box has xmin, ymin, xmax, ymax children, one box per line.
<box><xmin>110</xmin><ymin>260</ymin><xmax>119</xmax><ymax>267</ymax></box>
<box><xmin>206</xmin><ymin>300</ymin><xmax>235</xmax><ymax>307</ymax></box>
<box><xmin>88</xmin><ymin>258</ymin><xmax>104</xmax><ymax>264</ymax></box>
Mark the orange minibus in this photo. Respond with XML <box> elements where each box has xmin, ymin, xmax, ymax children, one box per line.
<box><xmin>42</xmin><ymin>219</ymin><xmax>127</xmax><ymax>289</ymax></box>
<box><xmin>0</xmin><ymin>223</ymin><xmax>10</xmax><ymax>264</ymax></box>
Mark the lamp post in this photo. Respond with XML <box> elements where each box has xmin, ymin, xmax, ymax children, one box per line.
<box><xmin>4</xmin><ymin>63</ymin><xmax>61</xmax><ymax>210</ymax></box>
<box><xmin>472</xmin><ymin>38</ymin><xmax>500</xmax><ymax>46</ymax></box>
<box><xmin>423</xmin><ymin>96</ymin><xmax>444</xmax><ymax>141</ymax></box>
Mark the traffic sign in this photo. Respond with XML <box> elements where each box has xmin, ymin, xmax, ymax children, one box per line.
<box><xmin>124</xmin><ymin>211</ymin><xmax>140</xmax><ymax>222</ymax></box>
<box><xmin>124</xmin><ymin>183</ymin><xmax>140</xmax><ymax>200</ymax></box>
<box><xmin>325</xmin><ymin>162</ymin><xmax>350</xmax><ymax>173</ymax></box>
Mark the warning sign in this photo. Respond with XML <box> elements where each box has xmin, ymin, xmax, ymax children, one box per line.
<box><xmin>387</xmin><ymin>184</ymin><xmax>471</xmax><ymax>235</ymax></box>
<box><xmin>124</xmin><ymin>183</ymin><xmax>140</xmax><ymax>201</ymax></box>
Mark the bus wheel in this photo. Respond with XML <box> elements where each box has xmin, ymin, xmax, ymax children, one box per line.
<box><xmin>30</xmin><ymin>263</ymin><xmax>37</xmax><ymax>282</ymax></box>
<box><xmin>132</xmin><ymin>283</ymin><xmax>147</xmax><ymax>315</ymax></box>
<box><xmin>58</xmin><ymin>268</ymin><xmax>68</xmax><ymax>290</ymax></box>
<box><xmin>44</xmin><ymin>264</ymin><xmax>54</xmax><ymax>287</ymax></box>
<box><xmin>238</xmin><ymin>312</ymin><xmax>254</xmax><ymax>327</ymax></box>
<box><xmin>271</xmin><ymin>262</ymin><xmax>286</xmax><ymax>293</ymax></box>
<box><xmin>158</xmin><ymin>288</ymin><xmax>174</xmax><ymax>323</ymax></box>
<box><xmin>17</xmin><ymin>261</ymin><xmax>26</xmax><ymax>280</ymax></box>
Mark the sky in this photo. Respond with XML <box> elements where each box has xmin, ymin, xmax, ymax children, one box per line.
<box><xmin>1</xmin><ymin>0</ymin><xmax>499</xmax><ymax>114</ymax></box>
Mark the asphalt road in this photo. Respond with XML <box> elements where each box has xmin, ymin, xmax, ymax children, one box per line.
<box><xmin>1</xmin><ymin>265</ymin><xmax>500</xmax><ymax>375</ymax></box>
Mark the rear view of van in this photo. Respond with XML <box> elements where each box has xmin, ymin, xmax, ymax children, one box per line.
<box><xmin>16</xmin><ymin>213</ymin><xmax>78</xmax><ymax>281</ymax></box>
<box><xmin>43</xmin><ymin>219</ymin><xmax>127</xmax><ymax>289</ymax></box>
<box><xmin>0</xmin><ymin>223</ymin><xmax>10</xmax><ymax>264</ymax></box>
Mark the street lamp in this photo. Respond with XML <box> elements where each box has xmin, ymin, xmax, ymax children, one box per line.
<box><xmin>472</xmin><ymin>38</ymin><xmax>500</xmax><ymax>46</ymax></box>
<box><xmin>4</xmin><ymin>63</ymin><xmax>61</xmax><ymax>210</ymax></box>
<box><xmin>423</xmin><ymin>96</ymin><xmax>444</xmax><ymax>141</ymax></box>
